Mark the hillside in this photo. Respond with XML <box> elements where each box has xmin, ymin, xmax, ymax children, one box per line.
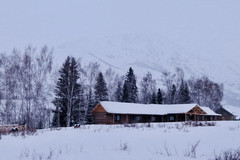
<box><xmin>1</xmin><ymin>121</ymin><xmax>240</xmax><ymax>160</ymax></box>
<box><xmin>53</xmin><ymin>33</ymin><xmax>240</xmax><ymax>107</ymax></box>
<box><xmin>0</xmin><ymin>0</ymin><xmax>240</xmax><ymax>106</ymax></box>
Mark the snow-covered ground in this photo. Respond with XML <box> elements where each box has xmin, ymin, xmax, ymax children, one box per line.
<box><xmin>1</xmin><ymin>121</ymin><xmax>240</xmax><ymax>160</ymax></box>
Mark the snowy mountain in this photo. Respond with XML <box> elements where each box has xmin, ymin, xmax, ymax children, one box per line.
<box><xmin>0</xmin><ymin>0</ymin><xmax>240</xmax><ymax>106</ymax></box>
<box><xmin>53</xmin><ymin>33</ymin><xmax>240</xmax><ymax>107</ymax></box>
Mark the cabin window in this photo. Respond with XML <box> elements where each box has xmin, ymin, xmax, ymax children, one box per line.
<box><xmin>151</xmin><ymin>116</ymin><xmax>156</xmax><ymax>121</ymax></box>
<box><xmin>115</xmin><ymin>115</ymin><xmax>121</xmax><ymax>122</ymax></box>
<box><xmin>136</xmin><ymin>116</ymin><xmax>141</xmax><ymax>122</ymax></box>
<box><xmin>170</xmin><ymin>116</ymin><xmax>174</xmax><ymax>121</ymax></box>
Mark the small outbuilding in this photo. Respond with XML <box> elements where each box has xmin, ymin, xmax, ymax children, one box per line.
<box><xmin>92</xmin><ymin>101</ymin><xmax>221</xmax><ymax>124</ymax></box>
<box><xmin>215</xmin><ymin>107</ymin><xmax>236</xmax><ymax>120</ymax></box>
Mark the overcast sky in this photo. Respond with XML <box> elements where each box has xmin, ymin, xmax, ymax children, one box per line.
<box><xmin>0</xmin><ymin>0</ymin><xmax>240</xmax><ymax>59</ymax></box>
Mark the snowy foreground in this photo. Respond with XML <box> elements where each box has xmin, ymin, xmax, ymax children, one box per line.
<box><xmin>1</xmin><ymin>121</ymin><xmax>240</xmax><ymax>160</ymax></box>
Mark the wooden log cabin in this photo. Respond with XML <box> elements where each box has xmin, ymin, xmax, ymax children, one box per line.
<box><xmin>216</xmin><ymin>107</ymin><xmax>236</xmax><ymax>120</ymax></box>
<box><xmin>92</xmin><ymin>101</ymin><xmax>221</xmax><ymax>124</ymax></box>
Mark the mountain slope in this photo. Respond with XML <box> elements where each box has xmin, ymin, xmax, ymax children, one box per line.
<box><xmin>54</xmin><ymin>33</ymin><xmax>240</xmax><ymax>106</ymax></box>
<box><xmin>0</xmin><ymin>0</ymin><xmax>240</xmax><ymax>106</ymax></box>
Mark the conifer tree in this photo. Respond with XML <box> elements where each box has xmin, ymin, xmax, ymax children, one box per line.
<box><xmin>86</xmin><ymin>89</ymin><xmax>94</xmax><ymax>124</ymax></box>
<box><xmin>151</xmin><ymin>92</ymin><xmax>157</xmax><ymax>104</ymax></box>
<box><xmin>170</xmin><ymin>84</ymin><xmax>176</xmax><ymax>104</ymax></box>
<box><xmin>94</xmin><ymin>72</ymin><xmax>108</xmax><ymax>103</ymax></box>
<box><xmin>122</xmin><ymin>67</ymin><xmax>138</xmax><ymax>103</ymax></box>
<box><xmin>157</xmin><ymin>88</ymin><xmax>163</xmax><ymax>104</ymax></box>
<box><xmin>177</xmin><ymin>81</ymin><xmax>191</xmax><ymax>104</ymax></box>
<box><xmin>183</xmin><ymin>83</ymin><xmax>191</xmax><ymax>103</ymax></box>
<box><xmin>115</xmin><ymin>81</ymin><xmax>123</xmax><ymax>102</ymax></box>
<box><xmin>52</xmin><ymin>56</ymin><xmax>81</xmax><ymax>127</ymax></box>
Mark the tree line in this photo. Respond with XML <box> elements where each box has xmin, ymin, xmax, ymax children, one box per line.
<box><xmin>0</xmin><ymin>46</ymin><xmax>224</xmax><ymax>128</ymax></box>
<box><xmin>0</xmin><ymin>46</ymin><xmax>53</xmax><ymax>129</ymax></box>
<box><xmin>52</xmin><ymin>57</ymin><xmax>223</xmax><ymax>127</ymax></box>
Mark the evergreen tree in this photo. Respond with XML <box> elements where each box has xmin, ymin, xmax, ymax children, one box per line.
<box><xmin>52</xmin><ymin>101</ymin><xmax>61</xmax><ymax>127</ymax></box>
<box><xmin>177</xmin><ymin>81</ymin><xmax>191</xmax><ymax>104</ymax></box>
<box><xmin>170</xmin><ymin>84</ymin><xmax>176</xmax><ymax>104</ymax></box>
<box><xmin>176</xmin><ymin>80</ymin><xmax>185</xmax><ymax>103</ymax></box>
<box><xmin>86</xmin><ymin>89</ymin><xmax>94</xmax><ymax>124</ymax></box>
<box><xmin>94</xmin><ymin>72</ymin><xmax>108</xmax><ymax>103</ymax></box>
<box><xmin>182</xmin><ymin>83</ymin><xmax>191</xmax><ymax>103</ymax></box>
<box><xmin>157</xmin><ymin>88</ymin><xmax>163</xmax><ymax>104</ymax></box>
<box><xmin>151</xmin><ymin>92</ymin><xmax>157</xmax><ymax>104</ymax></box>
<box><xmin>115</xmin><ymin>81</ymin><xmax>123</xmax><ymax>102</ymax></box>
<box><xmin>52</xmin><ymin>56</ymin><xmax>81</xmax><ymax>127</ymax></box>
<box><xmin>122</xmin><ymin>67</ymin><xmax>138</xmax><ymax>103</ymax></box>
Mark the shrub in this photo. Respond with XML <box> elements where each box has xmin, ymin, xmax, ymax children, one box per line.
<box><xmin>120</xmin><ymin>141</ymin><xmax>129</xmax><ymax>151</ymax></box>
<box><xmin>214</xmin><ymin>148</ymin><xmax>240</xmax><ymax>160</ymax></box>
<box><xmin>184</xmin><ymin>140</ymin><xmax>200</xmax><ymax>158</ymax></box>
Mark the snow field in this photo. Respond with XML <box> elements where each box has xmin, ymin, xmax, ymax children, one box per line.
<box><xmin>0</xmin><ymin>121</ymin><xmax>240</xmax><ymax>160</ymax></box>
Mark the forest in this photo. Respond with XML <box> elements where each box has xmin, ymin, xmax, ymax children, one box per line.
<box><xmin>0</xmin><ymin>46</ymin><xmax>223</xmax><ymax>129</ymax></box>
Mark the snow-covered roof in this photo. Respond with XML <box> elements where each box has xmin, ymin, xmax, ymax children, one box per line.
<box><xmin>200</xmin><ymin>106</ymin><xmax>220</xmax><ymax>116</ymax></box>
<box><xmin>224</xmin><ymin>105</ymin><xmax>240</xmax><ymax>119</ymax></box>
<box><xmin>99</xmin><ymin>101</ymin><xmax>220</xmax><ymax>116</ymax></box>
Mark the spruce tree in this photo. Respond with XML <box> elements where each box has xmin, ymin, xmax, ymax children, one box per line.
<box><xmin>94</xmin><ymin>72</ymin><xmax>108</xmax><ymax>103</ymax></box>
<box><xmin>177</xmin><ymin>81</ymin><xmax>191</xmax><ymax>104</ymax></box>
<box><xmin>122</xmin><ymin>67</ymin><xmax>138</xmax><ymax>103</ymax></box>
<box><xmin>86</xmin><ymin>89</ymin><xmax>94</xmax><ymax>124</ymax></box>
<box><xmin>52</xmin><ymin>56</ymin><xmax>81</xmax><ymax>127</ymax></box>
<box><xmin>115</xmin><ymin>81</ymin><xmax>123</xmax><ymax>102</ymax></box>
<box><xmin>176</xmin><ymin>80</ymin><xmax>184</xmax><ymax>104</ymax></box>
<box><xmin>157</xmin><ymin>88</ymin><xmax>163</xmax><ymax>104</ymax></box>
<box><xmin>151</xmin><ymin>92</ymin><xmax>157</xmax><ymax>104</ymax></box>
<box><xmin>170</xmin><ymin>84</ymin><xmax>176</xmax><ymax>104</ymax></box>
<box><xmin>183</xmin><ymin>83</ymin><xmax>191</xmax><ymax>103</ymax></box>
